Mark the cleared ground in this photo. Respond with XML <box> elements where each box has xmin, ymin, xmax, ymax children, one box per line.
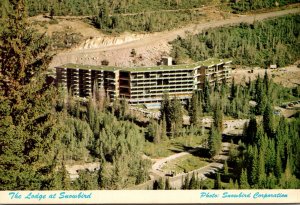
<box><xmin>233</xmin><ymin>62</ymin><xmax>300</xmax><ymax>87</ymax></box>
<box><xmin>143</xmin><ymin>134</ymin><xmax>208</xmax><ymax>158</ymax></box>
<box><xmin>45</xmin><ymin>7</ymin><xmax>300</xmax><ymax>69</ymax></box>
<box><xmin>161</xmin><ymin>154</ymin><xmax>209</xmax><ymax>174</ymax></box>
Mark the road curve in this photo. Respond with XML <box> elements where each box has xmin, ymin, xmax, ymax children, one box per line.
<box><xmin>60</xmin><ymin>7</ymin><xmax>300</xmax><ymax>55</ymax></box>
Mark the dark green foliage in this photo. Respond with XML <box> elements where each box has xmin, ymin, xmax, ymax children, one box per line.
<box><xmin>224</xmin><ymin>160</ymin><xmax>229</xmax><ymax>176</ymax></box>
<box><xmin>171</xmin><ymin>15</ymin><xmax>300</xmax><ymax>68</ymax></box>
<box><xmin>231</xmin><ymin>0</ymin><xmax>299</xmax><ymax>13</ymax></box>
<box><xmin>243</xmin><ymin>115</ymin><xmax>257</xmax><ymax>145</ymax></box>
<box><xmin>73</xmin><ymin>170</ymin><xmax>98</xmax><ymax>190</ymax></box>
<box><xmin>263</xmin><ymin>102</ymin><xmax>275</xmax><ymax>137</ymax></box>
<box><xmin>236</xmin><ymin>113</ymin><xmax>300</xmax><ymax>189</ymax></box>
<box><xmin>153</xmin><ymin>178</ymin><xmax>164</xmax><ymax>190</ymax></box>
<box><xmin>239</xmin><ymin>169</ymin><xmax>250</xmax><ymax>189</ymax></box>
<box><xmin>51</xmin><ymin>164</ymin><xmax>71</xmax><ymax>190</ymax></box>
<box><xmin>165</xmin><ymin>178</ymin><xmax>171</xmax><ymax>190</ymax></box>
<box><xmin>160</xmin><ymin>93</ymin><xmax>183</xmax><ymax>137</ymax></box>
<box><xmin>0</xmin><ymin>0</ymin><xmax>59</xmax><ymax>190</ymax></box>
<box><xmin>214</xmin><ymin>173</ymin><xmax>222</xmax><ymax>189</ymax></box>
<box><xmin>208</xmin><ymin>125</ymin><xmax>222</xmax><ymax>157</ymax></box>
<box><xmin>255</xmin><ymin>75</ymin><xmax>267</xmax><ymax>115</ymax></box>
<box><xmin>202</xmin><ymin>79</ymin><xmax>211</xmax><ymax>113</ymax></box>
<box><xmin>190</xmin><ymin>91</ymin><xmax>202</xmax><ymax>126</ymax></box>
<box><xmin>25</xmin><ymin>0</ymin><xmax>210</xmax><ymax>16</ymax></box>
<box><xmin>213</xmin><ymin>100</ymin><xmax>223</xmax><ymax>133</ymax></box>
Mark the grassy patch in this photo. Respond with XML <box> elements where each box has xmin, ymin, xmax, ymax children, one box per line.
<box><xmin>162</xmin><ymin>154</ymin><xmax>209</xmax><ymax>174</ymax></box>
<box><xmin>143</xmin><ymin>133</ymin><xmax>208</xmax><ymax>158</ymax></box>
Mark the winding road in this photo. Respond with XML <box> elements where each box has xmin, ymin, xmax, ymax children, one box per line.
<box><xmin>50</xmin><ymin>7</ymin><xmax>300</xmax><ymax>68</ymax></box>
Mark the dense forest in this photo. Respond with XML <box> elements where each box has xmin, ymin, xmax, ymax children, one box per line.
<box><xmin>171</xmin><ymin>14</ymin><xmax>300</xmax><ymax>67</ymax></box>
<box><xmin>0</xmin><ymin>0</ymin><xmax>150</xmax><ymax>190</ymax></box>
<box><xmin>23</xmin><ymin>0</ymin><xmax>211</xmax><ymax>16</ymax></box>
<box><xmin>92</xmin><ymin>6</ymin><xmax>206</xmax><ymax>33</ymax></box>
<box><xmin>232</xmin><ymin>0</ymin><xmax>299</xmax><ymax>13</ymax></box>
<box><xmin>151</xmin><ymin>71</ymin><xmax>300</xmax><ymax>189</ymax></box>
<box><xmin>0</xmin><ymin>0</ymin><xmax>299</xmax><ymax>190</ymax></box>
<box><xmin>17</xmin><ymin>0</ymin><xmax>300</xmax><ymax>17</ymax></box>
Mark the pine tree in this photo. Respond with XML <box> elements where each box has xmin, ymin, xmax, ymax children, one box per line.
<box><xmin>165</xmin><ymin>178</ymin><xmax>171</xmax><ymax>190</ymax></box>
<box><xmin>153</xmin><ymin>178</ymin><xmax>164</xmax><ymax>190</ymax></box>
<box><xmin>189</xmin><ymin>173</ymin><xmax>198</xmax><ymax>189</ymax></box>
<box><xmin>231</xmin><ymin>77</ymin><xmax>236</xmax><ymax>99</ymax></box>
<box><xmin>0</xmin><ymin>0</ymin><xmax>59</xmax><ymax>190</ymax></box>
<box><xmin>160</xmin><ymin>115</ymin><xmax>167</xmax><ymax>140</ymax></box>
<box><xmin>263</xmin><ymin>102</ymin><xmax>274</xmax><ymax>138</ymax></box>
<box><xmin>263</xmin><ymin>70</ymin><xmax>270</xmax><ymax>96</ymax></box>
<box><xmin>170</xmin><ymin>97</ymin><xmax>183</xmax><ymax>137</ymax></box>
<box><xmin>213</xmin><ymin>100</ymin><xmax>223</xmax><ymax>133</ymax></box>
<box><xmin>190</xmin><ymin>91</ymin><xmax>201</xmax><ymax>126</ymax></box>
<box><xmin>208</xmin><ymin>125</ymin><xmax>222</xmax><ymax>157</ymax></box>
<box><xmin>203</xmin><ymin>79</ymin><xmax>211</xmax><ymax>113</ymax></box>
<box><xmin>275</xmin><ymin>148</ymin><xmax>282</xmax><ymax>179</ymax></box>
<box><xmin>255</xmin><ymin>75</ymin><xmax>267</xmax><ymax>115</ymax></box>
<box><xmin>228</xmin><ymin>178</ymin><xmax>235</xmax><ymax>189</ymax></box>
<box><xmin>160</xmin><ymin>92</ymin><xmax>172</xmax><ymax>134</ymax></box>
<box><xmin>258</xmin><ymin>147</ymin><xmax>267</xmax><ymax>188</ymax></box>
<box><xmin>244</xmin><ymin>115</ymin><xmax>257</xmax><ymax>145</ymax></box>
<box><xmin>239</xmin><ymin>169</ymin><xmax>250</xmax><ymax>189</ymax></box>
<box><xmin>224</xmin><ymin>160</ymin><xmax>229</xmax><ymax>176</ymax></box>
<box><xmin>250</xmin><ymin>145</ymin><xmax>259</xmax><ymax>186</ymax></box>
<box><xmin>214</xmin><ymin>173</ymin><xmax>222</xmax><ymax>189</ymax></box>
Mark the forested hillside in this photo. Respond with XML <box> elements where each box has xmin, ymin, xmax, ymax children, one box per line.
<box><xmin>0</xmin><ymin>0</ymin><xmax>299</xmax><ymax>191</ymax></box>
<box><xmin>0</xmin><ymin>0</ymin><xmax>150</xmax><ymax>190</ymax></box>
<box><xmin>149</xmin><ymin>71</ymin><xmax>300</xmax><ymax>189</ymax></box>
<box><xmin>171</xmin><ymin>15</ymin><xmax>300</xmax><ymax>67</ymax></box>
<box><xmin>20</xmin><ymin>0</ymin><xmax>300</xmax><ymax>17</ymax></box>
<box><xmin>24</xmin><ymin>0</ymin><xmax>211</xmax><ymax>16</ymax></box>
<box><xmin>232</xmin><ymin>0</ymin><xmax>299</xmax><ymax>13</ymax></box>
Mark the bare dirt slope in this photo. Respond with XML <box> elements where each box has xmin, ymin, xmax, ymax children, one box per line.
<box><xmin>49</xmin><ymin>7</ymin><xmax>300</xmax><ymax>69</ymax></box>
<box><xmin>233</xmin><ymin>62</ymin><xmax>300</xmax><ymax>87</ymax></box>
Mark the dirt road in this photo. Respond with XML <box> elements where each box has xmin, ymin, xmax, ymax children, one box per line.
<box><xmin>50</xmin><ymin>7</ymin><xmax>300</xmax><ymax>68</ymax></box>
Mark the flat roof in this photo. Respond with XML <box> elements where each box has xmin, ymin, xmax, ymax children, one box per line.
<box><xmin>57</xmin><ymin>58</ymin><xmax>232</xmax><ymax>72</ymax></box>
<box><xmin>58</xmin><ymin>64</ymin><xmax>118</xmax><ymax>71</ymax></box>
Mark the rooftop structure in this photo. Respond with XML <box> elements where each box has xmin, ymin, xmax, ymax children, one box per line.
<box><xmin>56</xmin><ymin>58</ymin><xmax>232</xmax><ymax>105</ymax></box>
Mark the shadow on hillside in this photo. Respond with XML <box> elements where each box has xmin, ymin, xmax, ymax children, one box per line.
<box><xmin>169</xmin><ymin>142</ymin><xmax>211</xmax><ymax>158</ymax></box>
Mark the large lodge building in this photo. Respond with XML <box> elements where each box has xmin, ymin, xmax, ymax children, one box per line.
<box><xmin>55</xmin><ymin>58</ymin><xmax>232</xmax><ymax>105</ymax></box>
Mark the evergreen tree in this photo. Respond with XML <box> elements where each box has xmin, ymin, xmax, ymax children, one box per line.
<box><xmin>213</xmin><ymin>100</ymin><xmax>223</xmax><ymax>133</ymax></box>
<box><xmin>250</xmin><ymin>145</ymin><xmax>259</xmax><ymax>186</ymax></box>
<box><xmin>263</xmin><ymin>70</ymin><xmax>270</xmax><ymax>96</ymax></box>
<box><xmin>228</xmin><ymin>178</ymin><xmax>234</xmax><ymax>189</ymax></box>
<box><xmin>275</xmin><ymin>148</ymin><xmax>282</xmax><ymax>179</ymax></box>
<box><xmin>0</xmin><ymin>0</ymin><xmax>59</xmax><ymax>190</ymax></box>
<box><xmin>243</xmin><ymin>115</ymin><xmax>257</xmax><ymax>145</ymax></box>
<box><xmin>153</xmin><ymin>178</ymin><xmax>164</xmax><ymax>190</ymax></box>
<box><xmin>231</xmin><ymin>77</ymin><xmax>236</xmax><ymax>99</ymax></box>
<box><xmin>160</xmin><ymin>115</ymin><xmax>167</xmax><ymax>140</ymax></box>
<box><xmin>224</xmin><ymin>160</ymin><xmax>229</xmax><ymax>176</ymax></box>
<box><xmin>208</xmin><ymin>125</ymin><xmax>222</xmax><ymax>157</ymax></box>
<box><xmin>160</xmin><ymin>92</ymin><xmax>171</xmax><ymax>134</ymax></box>
<box><xmin>189</xmin><ymin>173</ymin><xmax>198</xmax><ymax>189</ymax></box>
<box><xmin>170</xmin><ymin>97</ymin><xmax>183</xmax><ymax>137</ymax></box>
<box><xmin>255</xmin><ymin>75</ymin><xmax>267</xmax><ymax>115</ymax></box>
<box><xmin>239</xmin><ymin>169</ymin><xmax>250</xmax><ymax>189</ymax></box>
<box><xmin>203</xmin><ymin>79</ymin><xmax>211</xmax><ymax>113</ymax></box>
<box><xmin>214</xmin><ymin>173</ymin><xmax>222</xmax><ymax>189</ymax></box>
<box><xmin>258</xmin><ymin>148</ymin><xmax>267</xmax><ymax>188</ymax></box>
<box><xmin>165</xmin><ymin>178</ymin><xmax>171</xmax><ymax>190</ymax></box>
<box><xmin>190</xmin><ymin>91</ymin><xmax>201</xmax><ymax>126</ymax></box>
<box><xmin>263</xmin><ymin>102</ymin><xmax>275</xmax><ymax>138</ymax></box>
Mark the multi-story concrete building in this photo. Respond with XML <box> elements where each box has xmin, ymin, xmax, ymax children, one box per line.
<box><xmin>56</xmin><ymin>58</ymin><xmax>232</xmax><ymax>105</ymax></box>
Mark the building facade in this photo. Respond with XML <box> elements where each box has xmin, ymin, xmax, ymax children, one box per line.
<box><xmin>56</xmin><ymin>58</ymin><xmax>232</xmax><ymax>105</ymax></box>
